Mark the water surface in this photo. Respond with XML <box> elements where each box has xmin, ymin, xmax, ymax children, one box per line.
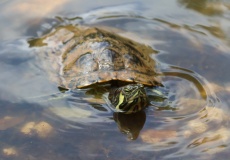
<box><xmin>0</xmin><ymin>0</ymin><xmax>230</xmax><ymax>159</ymax></box>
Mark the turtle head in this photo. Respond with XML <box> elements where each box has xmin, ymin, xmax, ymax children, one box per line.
<box><xmin>108</xmin><ymin>84</ymin><xmax>148</xmax><ymax>114</ymax></box>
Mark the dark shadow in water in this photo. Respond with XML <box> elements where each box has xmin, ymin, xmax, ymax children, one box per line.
<box><xmin>113</xmin><ymin>111</ymin><xmax>146</xmax><ymax>140</ymax></box>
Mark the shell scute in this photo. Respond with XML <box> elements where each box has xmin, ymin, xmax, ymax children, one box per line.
<box><xmin>31</xmin><ymin>25</ymin><xmax>160</xmax><ymax>89</ymax></box>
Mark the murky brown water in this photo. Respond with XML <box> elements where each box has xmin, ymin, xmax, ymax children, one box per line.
<box><xmin>0</xmin><ymin>0</ymin><xmax>230</xmax><ymax>159</ymax></box>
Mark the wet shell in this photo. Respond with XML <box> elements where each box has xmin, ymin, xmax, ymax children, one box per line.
<box><xmin>30</xmin><ymin>25</ymin><xmax>160</xmax><ymax>89</ymax></box>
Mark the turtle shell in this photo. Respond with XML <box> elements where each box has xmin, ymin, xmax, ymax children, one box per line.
<box><xmin>30</xmin><ymin>25</ymin><xmax>160</xmax><ymax>89</ymax></box>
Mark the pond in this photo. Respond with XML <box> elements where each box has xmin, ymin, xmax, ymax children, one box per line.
<box><xmin>0</xmin><ymin>0</ymin><xmax>230</xmax><ymax>159</ymax></box>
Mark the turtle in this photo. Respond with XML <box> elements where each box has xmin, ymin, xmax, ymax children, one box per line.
<box><xmin>29</xmin><ymin>25</ymin><xmax>161</xmax><ymax>114</ymax></box>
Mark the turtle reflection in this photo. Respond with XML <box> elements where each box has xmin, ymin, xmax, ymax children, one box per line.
<box><xmin>113</xmin><ymin>111</ymin><xmax>146</xmax><ymax>140</ymax></box>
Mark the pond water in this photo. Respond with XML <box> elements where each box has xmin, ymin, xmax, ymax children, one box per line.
<box><xmin>0</xmin><ymin>0</ymin><xmax>230</xmax><ymax>159</ymax></box>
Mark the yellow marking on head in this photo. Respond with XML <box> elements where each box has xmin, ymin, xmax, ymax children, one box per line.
<box><xmin>130</xmin><ymin>91</ymin><xmax>139</xmax><ymax>100</ymax></box>
<box><xmin>116</xmin><ymin>92</ymin><xmax>125</xmax><ymax>110</ymax></box>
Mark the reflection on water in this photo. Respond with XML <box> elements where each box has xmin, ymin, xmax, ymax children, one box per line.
<box><xmin>114</xmin><ymin>111</ymin><xmax>146</xmax><ymax>140</ymax></box>
<box><xmin>179</xmin><ymin>0</ymin><xmax>230</xmax><ymax>16</ymax></box>
<box><xmin>0</xmin><ymin>0</ymin><xmax>230</xmax><ymax>159</ymax></box>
